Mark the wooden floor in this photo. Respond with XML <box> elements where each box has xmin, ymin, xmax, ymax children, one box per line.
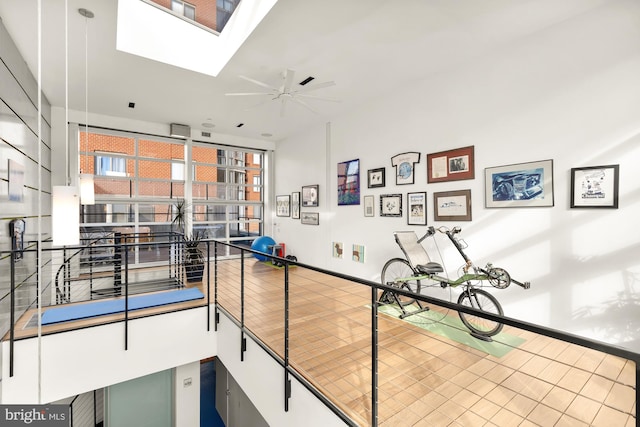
<box><xmin>5</xmin><ymin>258</ymin><xmax>637</xmax><ymax>426</ymax></box>
<box><xmin>216</xmin><ymin>259</ymin><xmax>636</xmax><ymax>427</ymax></box>
<box><xmin>5</xmin><ymin>275</ymin><xmax>208</xmax><ymax>341</ymax></box>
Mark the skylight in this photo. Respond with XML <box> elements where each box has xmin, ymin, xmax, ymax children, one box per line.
<box><xmin>116</xmin><ymin>0</ymin><xmax>278</xmax><ymax>77</ymax></box>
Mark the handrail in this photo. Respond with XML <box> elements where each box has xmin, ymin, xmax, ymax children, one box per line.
<box><xmin>3</xmin><ymin>236</ymin><xmax>638</xmax><ymax>426</ymax></box>
<box><xmin>212</xmin><ymin>239</ymin><xmax>640</xmax><ymax>427</ymax></box>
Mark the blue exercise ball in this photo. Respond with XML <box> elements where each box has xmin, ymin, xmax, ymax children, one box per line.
<box><xmin>251</xmin><ymin>236</ymin><xmax>276</xmax><ymax>261</ymax></box>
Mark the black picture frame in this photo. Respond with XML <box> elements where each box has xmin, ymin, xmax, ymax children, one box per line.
<box><xmin>276</xmin><ymin>195</ymin><xmax>290</xmax><ymax>217</ymax></box>
<box><xmin>291</xmin><ymin>191</ymin><xmax>301</xmax><ymax>218</ymax></box>
<box><xmin>407</xmin><ymin>192</ymin><xmax>427</xmax><ymax>225</ymax></box>
<box><xmin>367</xmin><ymin>168</ymin><xmax>385</xmax><ymax>188</ymax></box>
<box><xmin>302</xmin><ymin>185</ymin><xmax>319</xmax><ymax>207</ymax></box>
<box><xmin>301</xmin><ymin>212</ymin><xmax>319</xmax><ymax>225</ymax></box>
<box><xmin>570</xmin><ymin>165</ymin><xmax>619</xmax><ymax>209</ymax></box>
<box><xmin>380</xmin><ymin>194</ymin><xmax>403</xmax><ymax>217</ymax></box>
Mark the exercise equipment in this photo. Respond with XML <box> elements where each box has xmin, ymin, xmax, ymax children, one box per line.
<box><xmin>251</xmin><ymin>236</ymin><xmax>276</xmax><ymax>261</ymax></box>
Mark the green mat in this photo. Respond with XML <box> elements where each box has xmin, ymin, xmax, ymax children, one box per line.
<box><xmin>259</xmin><ymin>261</ymin><xmax>296</xmax><ymax>270</ymax></box>
<box><xmin>373</xmin><ymin>303</ymin><xmax>526</xmax><ymax>358</ymax></box>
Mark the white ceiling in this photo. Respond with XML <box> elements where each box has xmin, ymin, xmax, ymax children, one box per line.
<box><xmin>0</xmin><ymin>0</ymin><xmax>612</xmax><ymax>142</ymax></box>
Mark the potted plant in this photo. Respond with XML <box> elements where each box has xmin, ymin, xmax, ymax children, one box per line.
<box><xmin>183</xmin><ymin>229</ymin><xmax>206</xmax><ymax>282</ymax></box>
<box><xmin>172</xmin><ymin>199</ymin><xmax>206</xmax><ymax>283</ymax></box>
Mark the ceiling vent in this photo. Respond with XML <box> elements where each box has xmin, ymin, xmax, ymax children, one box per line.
<box><xmin>170</xmin><ymin>123</ymin><xmax>190</xmax><ymax>139</ymax></box>
<box><xmin>201</xmin><ymin>131</ymin><xmax>211</xmax><ymax>138</ymax></box>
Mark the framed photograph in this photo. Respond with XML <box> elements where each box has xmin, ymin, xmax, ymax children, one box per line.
<box><xmin>302</xmin><ymin>185</ymin><xmax>319</xmax><ymax>207</ymax></box>
<box><xmin>380</xmin><ymin>194</ymin><xmax>402</xmax><ymax>217</ymax></box>
<box><xmin>485</xmin><ymin>159</ymin><xmax>554</xmax><ymax>208</ymax></box>
<box><xmin>571</xmin><ymin>165</ymin><xmax>619</xmax><ymax>209</ymax></box>
<box><xmin>427</xmin><ymin>145</ymin><xmax>474</xmax><ymax>183</ymax></box>
<box><xmin>301</xmin><ymin>212</ymin><xmax>319</xmax><ymax>225</ymax></box>
<box><xmin>364</xmin><ymin>195</ymin><xmax>375</xmax><ymax>217</ymax></box>
<box><xmin>434</xmin><ymin>190</ymin><xmax>472</xmax><ymax>221</ymax></box>
<box><xmin>407</xmin><ymin>192</ymin><xmax>427</xmax><ymax>225</ymax></box>
<box><xmin>338</xmin><ymin>159</ymin><xmax>360</xmax><ymax>205</ymax></box>
<box><xmin>276</xmin><ymin>195</ymin><xmax>290</xmax><ymax>217</ymax></box>
<box><xmin>291</xmin><ymin>192</ymin><xmax>301</xmax><ymax>219</ymax></box>
<box><xmin>391</xmin><ymin>152</ymin><xmax>421</xmax><ymax>185</ymax></box>
<box><xmin>367</xmin><ymin>168</ymin><xmax>385</xmax><ymax>188</ymax></box>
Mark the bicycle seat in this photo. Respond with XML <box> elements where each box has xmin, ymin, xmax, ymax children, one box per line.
<box><xmin>415</xmin><ymin>262</ymin><xmax>444</xmax><ymax>274</ymax></box>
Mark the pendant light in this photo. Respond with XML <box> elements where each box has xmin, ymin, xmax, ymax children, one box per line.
<box><xmin>78</xmin><ymin>7</ymin><xmax>95</xmax><ymax>205</ymax></box>
<box><xmin>52</xmin><ymin>0</ymin><xmax>80</xmax><ymax>246</ymax></box>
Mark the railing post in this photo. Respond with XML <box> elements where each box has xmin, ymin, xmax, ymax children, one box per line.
<box><xmin>9</xmin><ymin>246</ymin><xmax>15</xmax><ymax>377</ymax></box>
<box><xmin>284</xmin><ymin>262</ymin><xmax>291</xmax><ymax>412</ymax></box>
<box><xmin>214</xmin><ymin>241</ymin><xmax>219</xmax><ymax>331</ymax></box>
<box><xmin>124</xmin><ymin>242</ymin><xmax>129</xmax><ymax>351</ymax></box>
<box><xmin>371</xmin><ymin>283</ymin><xmax>378</xmax><ymax>427</ymax></box>
<box><xmin>240</xmin><ymin>250</ymin><xmax>246</xmax><ymax>361</ymax></box>
<box><xmin>206</xmin><ymin>240</ymin><xmax>210</xmax><ymax>331</ymax></box>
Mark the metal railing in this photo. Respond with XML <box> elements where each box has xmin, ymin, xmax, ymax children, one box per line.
<box><xmin>211</xmin><ymin>240</ymin><xmax>639</xmax><ymax>427</ymax></box>
<box><xmin>2</xmin><ymin>237</ymin><xmax>638</xmax><ymax>426</ymax></box>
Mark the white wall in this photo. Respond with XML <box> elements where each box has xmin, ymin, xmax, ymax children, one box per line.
<box><xmin>2</xmin><ymin>306</ymin><xmax>216</xmax><ymax>404</ymax></box>
<box><xmin>216</xmin><ymin>311</ymin><xmax>350</xmax><ymax>426</ymax></box>
<box><xmin>274</xmin><ymin>0</ymin><xmax>640</xmax><ymax>352</ymax></box>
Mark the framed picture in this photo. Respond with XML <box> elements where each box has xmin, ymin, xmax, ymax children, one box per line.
<box><xmin>570</xmin><ymin>165</ymin><xmax>619</xmax><ymax>209</ymax></box>
<box><xmin>427</xmin><ymin>145</ymin><xmax>474</xmax><ymax>183</ymax></box>
<box><xmin>338</xmin><ymin>159</ymin><xmax>360</xmax><ymax>205</ymax></box>
<box><xmin>301</xmin><ymin>212</ymin><xmax>319</xmax><ymax>225</ymax></box>
<box><xmin>276</xmin><ymin>195</ymin><xmax>290</xmax><ymax>217</ymax></box>
<box><xmin>485</xmin><ymin>159</ymin><xmax>554</xmax><ymax>208</ymax></box>
<box><xmin>380</xmin><ymin>194</ymin><xmax>402</xmax><ymax>217</ymax></box>
<box><xmin>367</xmin><ymin>168</ymin><xmax>385</xmax><ymax>188</ymax></box>
<box><xmin>434</xmin><ymin>190</ymin><xmax>472</xmax><ymax>221</ymax></box>
<box><xmin>291</xmin><ymin>191</ymin><xmax>301</xmax><ymax>219</ymax></box>
<box><xmin>391</xmin><ymin>152</ymin><xmax>421</xmax><ymax>185</ymax></box>
<box><xmin>407</xmin><ymin>192</ymin><xmax>427</xmax><ymax>225</ymax></box>
<box><xmin>364</xmin><ymin>195</ymin><xmax>375</xmax><ymax>217</ymax></box>
<box><xmin>333</xmin><ymin>242</ymin><xmax>343</xmax><ymax>258</ymax></box>
<box><xmin>302</xmin><ymin>185</ymin><xmax>319</xmax><ymax>207</ymax></box>
<box><xmin>352</xmin><ymin>244</ymin><xmax>365</xmax><ymax>263</ymax></box>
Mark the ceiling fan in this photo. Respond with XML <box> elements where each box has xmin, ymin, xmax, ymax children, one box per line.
<box><xmin>225</xmin><ymin>69</ymin><xmax>338</xmax><ymax>116</ymax></box>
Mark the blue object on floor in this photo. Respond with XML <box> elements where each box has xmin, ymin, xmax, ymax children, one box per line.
<box><xmin>41</xmin><ymin>288</ymin><xmax>205</xmax><ymax>325</ymax></box>
<box><xmin>201</xmin><ymin>359</ymin><xmax>225</xmax><ymax>427</ymax></box>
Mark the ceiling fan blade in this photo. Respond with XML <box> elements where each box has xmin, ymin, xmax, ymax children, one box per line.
<box><xmin>225</xmin><ymin>92</ymin><xmax>273</xmax><ymax>96</ymax></box>
<box><xmin>295</xmin><ymin>80</ymin><xmax>335</xmax><ymax>94</ymax></box>
<box><xmin>281</xmin><ymin>69</ymin><xmax>296</xmax><ymax>93</ymax></box>
<box><xmin>296</xmin><ymin>93</ymin><xmax>341</xmax><ymax>102</ymax></box>
<box><xmin>280</xmin><ymin>97</ymin><xmax>289</xmax><ymax>117</ymax></box>
<box><xmin>291</xmin><ymin>97</ymin><xmax>318</xmax><ymax>114</ymax></box>
<box><xmin>238</xmin><ymin>74</ymin><xmax>279</xmax><ymax>91</ymax></box>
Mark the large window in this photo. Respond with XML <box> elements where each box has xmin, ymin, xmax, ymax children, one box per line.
<box><xmin>171</xmin><ymin>0</ymin><xmax>196</xmax><ymax>20</ymax></box>
<box><xmin>78</xmin><ymin>127</ymin><xmax>265</xmax><ymax>261</ymax></box>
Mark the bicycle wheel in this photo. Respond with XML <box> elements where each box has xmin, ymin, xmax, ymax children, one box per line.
<box><xmin>380</xmin><ymin>258</ymin><xmax>420</xmax><ymax>306</ymax></box>
<box><xmin>457</xmin><ymin>288</ymin><xmax>504</xmax><ymax>337</ymax></box>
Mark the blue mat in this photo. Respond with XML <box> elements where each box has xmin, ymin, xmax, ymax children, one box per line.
<box><xmin>41</xmin><ymin>288</ymin><xmax>205</xmax><ymax>325</ymax></box>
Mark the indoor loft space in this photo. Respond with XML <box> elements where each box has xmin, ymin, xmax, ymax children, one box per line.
<box><xmin>116</xmin><ymin>0</ymin><xmax>277</xmax><ymax>76</ymax></box>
